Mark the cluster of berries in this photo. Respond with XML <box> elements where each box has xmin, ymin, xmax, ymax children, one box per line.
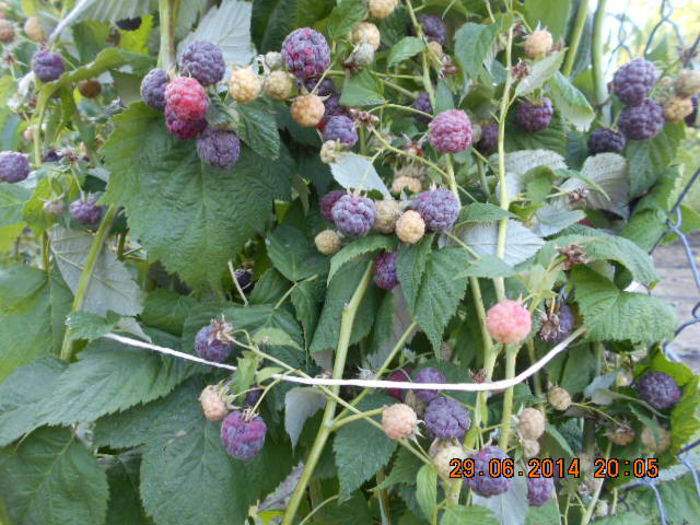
<box><xmin>515</xmin><ymin>29</ymin><xmax>556</xmax><ymax>134</ymax></box>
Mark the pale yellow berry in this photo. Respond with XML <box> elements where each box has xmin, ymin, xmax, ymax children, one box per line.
<box><xmin>291</xmin><ymin>94</ymin><xmax>325</xmax><ymax>126</ymax></box>
<box><xmin>395</xmin><ymin>210</ymin><xmax>425</xmax><ymax>244</ymax></box>
<box><xmin>229</xmin><ymin>67</ymin><xmax>263</xmax><ymax>104</ymax></box>
<box><xmin>391</xmin><ymin>175</ymin><xmax>422</xmax><ymax>194</ymax></box>
<box><xmin>314</xmin><ymin>229</ymin><xmax>342</xmax><ymax>255</ymax></box>
<box><xmin>395</xmin><ymin>164</ymin><xmax>425</xmax><ymax>179</ymax></box>
<box><xmin>199</xmin><ymin>385</ymin><xmax>228</xmax><ymax>422</ymax></box>
<box><xmin>427</xmin><ymin>41</ymin><xmax>444</xmax><ymax>60</ymax></box>
<box><xmin>23</xmin><ymin>125</ymin><xmax>37</xmax><ymax>142</ymax></box>
<box><xmin>548</xmin><ymin>386</ymin><xmax>571</xmax><ymax>411</ymax></box>
<box><xmin>320</xmin><ymin>140</ymin><xmax>343</xmax><ymax>164</ymax></box>
<box><xmin>432</xmin><ymin>444</ymin><xmax>467</xmax><ymax>479</ymax></box>
<box><xmin>369</xmin><ymin>0</ymin><xmax>398</xmax><ymax>20</ymax></box>
<box><xmin>0</xmin><ymin>19</ymin><xmax>14</xmax><ymax>43</ymax></box>
<box><xmin>517</xmin><ymin>407</ymin><xmax>546</xmax><ymax>440</ymax></box>
<box><xmin>664</xmin><ymin>96</ymin><xmax>693</xmax><ymax>123</ymax></box>
<box><xmin>24</xmin><ymin>15</ymin><xmax>45</xmax><ymax>42</ymax></box>
<box><xmin>382</xmin><ymin>403</ymin><xmax>418</xmax><ymax>440</ymax></box>
<box><xmin>522</xmin><ymin>439</ymin><xmax>540</xmax><ymax>458</ymax></box>
<box><xmin>264</xmin><ymin>70</ymin><xmax>294</xmax><ymax>100</ymax></box>
<box><xmin>373</xmin><ymin>199</ymin><xmax>401</xmax><ymax>234</ymax></box>
<box><xmin>524</xmin><ymin>29</ymin><xmax>553</xmax><ymax>59</ymax></box>
<box><xmin>675</xmin><ymin>70</ymin><xmax>700</xmax><ymax>97</ymax></box>
<box><xmin>351</xmin><ymin>22</ymin><xmax>381</xmax><ymax>50</ymax></box>
<box><xmin>641</xmin><ymin>426</ymin><xmax>671</xmax><ymax>454</ymax></box>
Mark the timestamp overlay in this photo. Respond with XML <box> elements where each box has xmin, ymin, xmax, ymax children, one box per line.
<box><xmin>448</xmin><ymin>457</ymin><xmax>660</xmax><ymax>479</ymax></box>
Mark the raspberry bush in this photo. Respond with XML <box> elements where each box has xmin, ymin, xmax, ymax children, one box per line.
<box><xmin>0</xmin><ymin>1</ymin><xmax>698</xmax><ymax>524</ymax></box>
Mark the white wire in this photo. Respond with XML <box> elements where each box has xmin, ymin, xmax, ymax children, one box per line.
<box><xmin>105</xmin><ymin>326</ymin><xmax>585</xmax><ymax>393</ymax></box>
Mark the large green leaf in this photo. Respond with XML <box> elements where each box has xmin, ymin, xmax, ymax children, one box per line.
<box><xmin>454</xmin><ymin>22</ymin><xmax>499</xmax><ymax>79</ymax></box>
<box><xmin>387</xmin><ymin>36</ymin><xmax>425</xmax><ymax>67</ymax></box>
<box><xmin>267</xmin><ymin>224</ymin><xmax>328</xmax><ymax>282</ymax></box>
<box><xmin>328</xmin><ymin>234</ymin><xmax>395</xmax><ymax>283</ymax></box>
<box><xmin>326</xmin><ymin>0</ymin><xmax>368</xmax><ymax>39</ymax></box>
<box><xmin>237</xmin><ymin>101</ymin><xmax>282</xmax><ymax>160</ymax></box>
<box><xmin>103</xmin><ymin>103</ymin><xmax>284</xmax><ymax>289</ymax></box>
<box><xmin>626</xmin><ymin>122</ymin><xmax>684</xmax><ymax>197</ymax></box>
<box><xmin>515</xmin><ymin>50</ymin><xmax>566</xmax><ymax>97</ymax></box>
<box><xmin>104</xmin><ymin>453</ymin><xmax>151</xmax><ymax>525</ymax></box>
<box><xmin>548</xmin><ymin>72</ymin><xmax>594</xmax><ymax>131</ymax></box>
<box><xmin>339</xmin><ymin>70</ymin><xmax>385</xmax><ymax>107</ymax></box>
<box><xmin>0</xmin><ymin>427</ymin><xmax>109</xmax><ymax>525</ymax></box>
<box><xmin>524</xmin><ymin>0</ymin><xmax>572</xmax><ymax>39</ymax></box>
<box><xmin>0</xmin><ymin>183</ymin><xmax>30</xmax><ymax>226</ymax></box>
<box><xmin>442</xmin><ymin>506</ymin><xmax>499</xmax><ymax>525</ymax></box>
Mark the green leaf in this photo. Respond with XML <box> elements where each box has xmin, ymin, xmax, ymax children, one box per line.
<box><xmin>626</xmin><ymin>122</ymin><xmax>684</xmax><ymax>197</ymax></box>
<box><xmin>104</xmin><ymin>453</ymin><xmax>151</xmax><ymax>525</ymax></box>
<box><xmin>459</xmin><ymin>202</ymin><xmax>516</xmax><ymax>223</ymax></box>
<box><xmin>328</xmin><ymin>234</ymin><xmax>395</xmax><ymax>283</ymax></box>
<box><xmin>284</xmin><ymin>387</ymin><xmax>326</xmax><ymax>447</ymax></box>
<box><xmin>340</xmin><ymin>70</ymin><xmax>385</xmax><ymax>107</ymax></box>
<box><xmin>548</xmin><ymin>72</ymin><xmax>594</xmax><ymax>131</ymax></box>
<box><xmin>0</xmin><ymin>427</ymin><xmax>109</xmax><ymax>525</ymax></box>
<box><xmin>457</xmin><ymin>254</ymin><xmax>516</xmax><ymax>278</ymax></box>
<box><xmin>373</xmin><ymin>448</ymin><xmax>423</xmax><ymax>490</ymax></box>
<box><xmin>249</xmin><ymin>268</ymin><xmax>289</xmax><ymax>305</ymax></box>
<box><xmin>387</xmin><ymin>36</ymin><xmax>425</xmax><ymax>67</ymax></box>
<box><xmin>237</xmin><ymin>101</ymin><xmax>282</xmax><ymax>160</ymax></box>
<box><xmin>515</xmin><ymin>50</ymin><xmax>566</xmax><ymax>97</ymax></box>
<box><xmin>291</xmin><ymin>278</ymin><xmax>323</xmax><ymax>343</ymax></box>
<box><xmin>541</xmin><ymin>423</ymin><xmax>575</xmax><ymax>458</ymax></box>
<box><xmin>252</xmin><ymin>327</ymin><xmax>303</xmax><ymax>351</ymax></box>
<box><xmin>442</xmin><ymin>505</ymin><xmax>499</xmax><ymax>525</ymax></box>
<box><xmin>415</xmin><ymin>464</ymin><xmax>438</xmax><ymax>521</ymax></box>
<box><xmin>591</xmin><ymin>513</ymin><xmax>646</xmax><ymax>525</ymax></box>
<box><xmin>0</xmin><ymin>357</ymin><xmax>67</xmax><ymax>447</ymax></box>
<box><xmin>66</xmin><ymin>311</ymin><xmax>120</xmax><ymax>341</ymax></box>
<box><xmin>0</xmin><ymin>267</ymin><xmax>72</xmax><ymax>380</ymax></box>
<box><xmin>472</xmin><ymin>476</ymin><xmax>529</xmax><ymax>525</ymax></box>
<box><xmin>327</xmin><ymin>0</ymin><xmax>368</xmax><ymax>39</ymax></box>
<box><xmin>505</xmin><ymin>113</ymin><xmax>567</xmax><ymax>155</ymax></box>
<box><xmin>396</xmin><ymin>234</ymin><xmax>433</xmax><ymax>309</ymax></box>
<box><xmin>571</xmin><ymin>267</ymin><xmax>677</xmax><ymax>343</ymax></box>
<box><xmin>670</xmin><ymin>376</ymin><xmax>699</xmax><ymax>458</ymax></box>
<box><xmin>524</xmin><ymin>0</ymin><xmax>572</xmax><ymax>39</ymax></box>
<box><xmin>267</xmin><ymin>224</ymin><xmax>328</xmax><ymax>281</ymax></box>
<box><xmin>102</xmin><ymin>103</ymin><xmax>281</xmax><ymax>290</ymax></box>
<box><xmin>142</xmin><ymin>289</ymin><xmax>198</xmax><ymax>336</ymax></box>
<box><xmin>454</xmin><ymin>220</ymin><xmax>545</xmax><ymax>266</ymax></box>
<box><xmin>526</xmin><ymin>500</ymin><xmax>561</xmax><ymax>525</ymax></box>
<box><xmin>500</xmin><ymin>149</ymin><xmax>567</xmax><ymax>176</ymax></box>
<box><xmin>0</xmin><ymin>183</ymin><xmax>30</xmax><ymax>226</ymax></box>
<box><xmin>252</xmin><ymin>0</ymin><xmax>296</xmax><ymax>53</ymax></box>
<box><xmin>454</xmin><ymin>22</ymin><xmax>499</xmax><ymax>79</ymax></box>
<box><xmin>330</xmin><ymin>153</ymin><xmax>391</xmax><ymax>197</ymax></box>
<box><xmin>334</xmin><ymin>395</ymin><xmax>397</xmax><ymax>501</ymax></box>
<box><xmin>434</xmin><ymin>79</ymin><xmax>454</xmax><ymax>113</ymax></box>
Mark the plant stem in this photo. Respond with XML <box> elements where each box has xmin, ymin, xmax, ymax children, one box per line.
<box><xmin>580</xmin><ymin>442</ymin><xmax>612</xmax><ymax>525</ymax></box>
<box><xmin>332</xmin><ymin>407</ymin><xmax>384</xmax><ymax>431</ymax></box>
<box><xmin>498</xmin><ymin>345</ymin><xmax>518</xmax><ymax>449</ymax></box>
<box><xmin>526</xmin><ymin>340</ymin><xmax>543</xmax><ymax>396</ymax></box>
<box><xmin>562</xmin><ymin>0</ymin><xmax>589</xmax><ymax>77</ymax></box>
<box><xmin>60</xmin><ymin>204</ymin><xmax>118</xmax><ymax>360</ymax></box>
<box><xmin>282</xmin><ymin>264</ymin><xmax>373</xmax><ymax>525</ymax></box>
<box><xmin>157</xmin><ymin>0</ymin><xmax>178</xmax><ymax>70</ymax></box>
<box><xmin>591</xmin><ymin>0</ymin><xmax>609</xmax><ymax>118</ymax></box>
<box><xmin>445</xmin><ymin>156</ymin><xmax>458</xmax><ymax>200</ymax></box>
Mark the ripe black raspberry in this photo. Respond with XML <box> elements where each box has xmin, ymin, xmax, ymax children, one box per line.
<box><xmin>386</xmin><ymin>368</ymin><xmax>412</xmax><ymax>401</ymax></box>
<box><xmin>0</xmin><ymin>151</ymin><xmax>30</xmax><ymax>183</ymax></box>
<box><xmin>413</xmin><ymin>189</ymin><xmax>460</xmax><ymax>231</ymax></box>
<box><xmin>466</xmin><ymin>446</ymin><xmax>513</xmax><ymax>497</ymax></box>
<box><xmin>527</xmin><ymin>476</ymin><xmax>554</xmax><ymax>507</ymax></box>
<box><xmin>323</xmin><ymin>94</ymin><xmax>349</xmax><ymax>118</ymax></box>
<box><xmin>424</xmin><ymin>396</ymin><xmax>471</xmax><ymax>440</ymax></box>
<box><xmin>194</xmin><ymin>319</ymin><xmax>235</xmax><ymax>362</ymax></box>
<box><xmin>43</xmin><ymin>151</ymin><xmax>62</xmax><ymax>163</ymax></box>
<box><xmin>196</xmin><ymin>128</ymin><xmax>242</xmax><ymax>170</ymax></box>
<box><xmin>331</xmin><ymin>194</ymin><xmax>376</xmax><ymax>236</ymax></box>
<box><xmin>476</xmin><ymin>123</ymin><xmax>499</xmax><ymax>155</ymax></box>
<box><xmin>686</xmin><ymin>95</ymin><xmax>698</xmax><ymax>126</ymax></box>
<box><xmin>302</xmin><ymin>77</ymin><xmax>338</xmax><ymax>96</ymax></box>
<box><xmin>539</xmin><ymin>303</ymin><xmax>575</xmax><ymax>343</ymax></box>
<box><xmin>373</xmin><ymin>251</ymin><xmax>399</xmax><ymax>290</ymax></box>
<box><xmin>516</xmin><ymin>97</ymin><xmax>554</xmax><ymax>133</ymax></box>
<box><xmin>233</xmin><ymin>268</ymin><xmax>255</xmax><ymax>295</ymax></box>
<box><xmin>320</xmin><ymin>190</ymin><xmax>346</xmax><ymax>221</ymax></box>
<box><xmin>32</xmin><ymin>50</ymin><xmax>65</xmax><ymax>82</ymax></box>
<box><xmin>116</xmin><ymin>17</ymin><xmax>142</xmax><ymax>31</ymax></box>
<box><xmin>612</xmin><ymin>58</ymin><xmax>657</xmax><ymax>106</ymax></box>
<box><xmin>587</xmin><ymin>128</ymin><xmax>626</xmax><ymax>154</ymax></box>
<box><xmin>220</xmin><ymin>410</ymin><xmax>267</xmax><ymax>460</ymax></box>
<box><xmin>165</xmin><ymin>106</ymin><xmax>207</xmax><ymax>139</ymax></box>
<box><xmin>180</xmin><ymin>40</ymin><xmax>226</xmax><ymax>86</ymax></box>
<box><xmin>413</xmin><ymin>92</ymin><xmax>433</xmax><ymax>123</ymax></box>
<box><xmin>141</xmin><ymin>68</ymin><xmax>169</xmax><ymax>110</ymax></box>
<box><xmin>429</xmin><ymin>109</ymin><xmax>473</xmax><ymax>153</ymax></box>
<box><xmin>165</xmin><ymin>76</ymin><xmax>209</xmax><ymax>121</ymax></box>
<box><xmin>618</xmin><ymin>98</ymin><xmax>664</xmax><ymax>140</ymax></box>
<box><xmin>69</xmin><ymin>197</ymin><xmax>103</xmax><ymax>226</ymax></box>
<box><xmin>282</xmin><ymin>28</ymin><xmax>331</xmax><ymax>79</ymax></box>
<box><xmin>413</xmin><ymin>367</ymin><xmax>446</xmax><ymax>403</ymax></box>
<box><xmin>322</xmin><ymin>115</ymin><xmax>358</xmax><ymax>146</ymax></box>
<box><xmin>637</xmin><ymin>371</ymin><xmax>682</xmax><ymax>410</ymax></box>
<box><xmin>418</xmin><ymin>14</ymin><xmax>447</xmax><ymax>46</ymax></box>
<box><xmin>245</xmin><ymin>387</ymin><xmax>263</xmax><ymax>407</ymax></box>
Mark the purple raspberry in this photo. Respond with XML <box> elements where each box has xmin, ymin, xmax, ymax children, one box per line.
<box><xmin>637</xmin><ymin>371</ymin><xmax>682</xmax><ymax>410</ymax></box>
<box><xmin>418</xmin><ymin>14</ymin><xmax>447</xmax><ymax>46</ymax></box>
<box><xmin>466</xmin><ymin>446</ymin><xmax>513</xmax><ymax>497</ymax></box>
<box><xmin>196</xmin><ymin>128</ymin><xmax>242</xmax><ymax>170</ymax></box>
<box><xmin>424</xmin><ymin>396</ymin><xmax>471</xmax><ymax>440</ymax></box>
<box><xmin>0</xmin><ymin>151</ymin><xmax>30</xmax><ymax>183</ymax></box>
<box><xmin>686</xmin><ymin>95</ymin><xmax>698</xmax><ymax>127</ymax></box>
<box><xmin>413</xmin><ymin>189</ymin><xmax>460</xmax><ymax>232</ymax></box>
<box><xmin>165</xmin><ymin>106</ymin><xmax>207</xmax><ymax>139</ymax></box>
<box><xmin>220</xmin><ymin>410</ymin><xmax>267</xmax><ymax>460</ymax></box>
<box><xmin>386</xmin><ymin>368</ymin><xmax>412</xmax><ymax>401</ymax></box>
<box><xmin>43</xmin><ymin>150</ymin><xmax>62</xmax><ymax>163</ymax></box>
<box><xmin>116</xmin><ymin>17</ymin><xmax>142</xmax><ymax>31</ymax></box>
<box><xmin>373</xmin><ymin>251</ymin><xmax>399</xmax><ymax>290</ymax></box>
<box><xmin>233</xmin><ymin>268</ymin><xmax>255</xmax><ymax>295</ymax></box>
<box><xmin>141</xmin><ymin>68</ymin><xmax>169</xmax><ymax>110</ymax></box>
<box><xmin>476</xmin><ymin>123</ymin><xmax>499</xmax><ymax>155</ymax></box>
<box><xmin>302</xmin><ymin>77</ymin><xmax>337</xmax><ymax>96</ymax></box>
<box><xmin>540</xmin><ymin>304</ymin><xmax>575</xmax><ymax>344</ymax></box>
<box><xmin>323</xmin><ymin>94</ymin><xmax>349</xmax><ymax>118</ymax></box>
<box><xmin>618</xmin><ymin>98</ymin><xmax>664</xmax><ymax>140</ymax></box>
<box><xmin>323</xmin><ymin>116</ymin><xmax>358</xmax><ymax>146</ymax></box>
<box><xmin>194</xmin><ymin>321</ymin><xmax>235</xmax><ymax>362</ymax></box>
<box><xmin>516</xmin><ymin>97</ymin><xmax>554</xmax><ymax>133</ymax></box>
<box><xmin>527</xmin><ymin>476</ymin><xmax>555</xmax><ymax>507</ymax></box>
<box><xmin>282</xmin><ymin>28</ymin><xmax>331</xmax><ymax>79</ymax></box>
<box><xmin>180</xmin><ymin>40</ymin><xmax>226</xmax><ymax>86</ymax></box>
<box><xmin>32</xmin><ymin>50</ymin><xmax>65</xmax><ymax>82</ymax></box>
<box><xmin>612</xmin><ymin>58</ymin><xmax>657</xmax><ymax>107</ymax></box>
<box><xmin>587</xmin><ymin>128</ymin><xmax>627</xmax><ymax>154</ymax></box>
<box><xmin>413</xmin><ymin>367</ymin><xmax>446</xmax><ymax>403</ymax></box>
<box><xmin>320</xmin><ymin>190</ymin><xmax>346</xmax><ymax>221</ymax></box>
<box><xmin>331</xmin><ymin>194</ymin><xmax>376</xmax><ymax>236</ymax></box>
<box><xmin>429</xmin><ymin>109</ymin><xmax>473</xmax><ymax>153</ymax></box>
<box><xmin>245</xmin><ymin>388</ymin><xmax>263</xmax><ymax>407</ymax></box>
<box><xmin>69</xmin><ymin>197</ymin><xmax>103</xmax><ymax>226</ymax></box>
<box><xmin>413</xmin><ymin>92</ymin><xmax>433</xmax><ymax>123</ymax></box>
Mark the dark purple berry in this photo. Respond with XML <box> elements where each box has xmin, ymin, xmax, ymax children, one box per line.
<box><xmin>165</xmin><ymin>106</ymin><xmax>207</xmax><ymax>139</ymax></box>
<box><xmin>539</xmin><ymin>304</ymin><xmax>575</xmax><ymax>344</ymax></box>
<box><xmin>322</xmin><ymin>115</ymin><xmax>358</xmax><ymax>146</ymax></box>
<box><xmin>282</xmin><ymin>28</ymin><xmax>331</xmax><ymax>79</ymax></box>
<box><xmin>612</xmin><ymin>58</ymin><xmax>657</xmax><ymax>107</ymax></box>
<box><xmin>116</xmin><ymin>17</ymin><xmax>142</xmax><ymax>31</ymax></box>
<box><xmin>476</xmin><ymin>123</ymin><xmax>499</xmax><ymax>155</ymax></box>
<box><xmin>196</xmin><ymin>128</ymin><xmax>242</xmax><ymax>170</ymax></box>
<box><xmin>466</xmin><ymin>446</ymin><xmax>513</xmax><ymax>497</ymax></box>
<box><xmin>180</xmin><ymin>40</ymin><xmax>226</xmax><ymax>86</ymax></box>
<box><xmin>618</xmin><ymin>98</ymin><xmax>664</xmax><ymax>140</ymax></box>
<box><xmin>323</xmin><ymin>94</ymin><xmax>349</xmax><ymax>118</ymax></box>
<box><xmin>220</xmin><ymin>410</ymin><xmax>267</xmax><ymax>460</ymax></box>
<box><xmin>527</xmin><ymin>476</ymin><xmax>555</xmax><ymax>506</ymax></box>
<box><xmin>516</xmin><ymin>97</ymin><xmax>554</xmax><ymax>133</ymax></box>
<box><xmin>637</xmin><ymin>371</ymin><xmax>682</xmax><ymax>410</ymax></box>
<box><xmin>233</xmin><ymin>268</ymin><xmax>254</xmax><ymax>295</ymax></box>
<box><xmin>373</xmin><ymin>251</ymin><xmax>399</xmax><ymax>290</ymax></box>
<box><xmin>331</xmin><ymin>194</ymin><xmax>376</xmax><ymax>236</ymax></box>
<box><xmin>386</xmin><ymin>368</ymin><xmax>412</xmax><ymax>401</ymax></box>
<box><xmin>320</xmin><ymin>190</ymin><xmax>346</xmax><ymax>221</ymax></box>
<box><xmin>32</xmin><ymin>50</ymin><xmax>65</xmax><ymax>82</ymax></box>
<box><xmin>141</xmin><ymin>68</ymin><xmax>169</xmax><ymax>110</ymax></box>
<box><xmin>69</xmin><ymin>197</ymin><xmax>103</xmax><ymax>226</ymax></box>
<box><xmin>418</xmin><ymin>14</ymin><xmax>447</xmax><ymax>46</ymax></box>
<box><xmin>424</xmin><ymin>396</ymin><xmax>471</xmax><ymax>440</ymax></box>
<box><xmin>0</xmin><ymin>151</ymin><xmax>30</xmax><ymax>183</ymax></box>
<box><xmin>43</xmin><ymin>151</ymin><xmax>62</xmax><ymax>163</ymax></box>
<box><xmin>194</xmin><ymin>320</ymin><xmax>234</xmax><ymax>362</ymax></box>
<box><xmin>413</xmin><ymin>367</ymin><xmax>446</xmax><ymax>403</ymax></box>
<box><xmin>413</xmin><ymin>92</ymin><xmax>433</xmax><ymax>123</ymax></box>
<box><xmin>413</xmin><ymin>189</ymin><xmax>460</xmax><ymax>232</ymax></box>
<box><xmin>587</xmin><ymin>128</ymin><xmax>627</xmax><ymax>154</ymax></box>
<box><xmin>245</xmin><ymin>388</ymin><xmax>263</xmax><ymax>407</ymax></box>
<box><xmin>301</xmin><ymin>77</ymin><xmax>337</xmax><ymax>96</ymax></box>
<box><xmin>685</xmin><ymin>95</ymin><xmax>698</xmax><ymax>127</ymax></box>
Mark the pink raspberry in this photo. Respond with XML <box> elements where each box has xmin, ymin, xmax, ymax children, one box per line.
<box><xmin>164</xmin><ymin>76</ymin><xmax>208</xmax><ymax>121</ymax></box>
<box><xmin>485</xmin><ymin>299</ymin><xmax>532</xmax><ymax>344</ymax></box>
<box><xmin>282</xmin><ymin>28</ymin><xmax>331</xmax><ymax>79</ymax></box>
<box><xmin>429</xmin><ymin>109</ymin><xmax>473</xmax><ymax>153</ymax></box>
<box><xmin>165</xmin><ymin>106</ymin><xmax>207</xmax><ymax>139</ymax></box>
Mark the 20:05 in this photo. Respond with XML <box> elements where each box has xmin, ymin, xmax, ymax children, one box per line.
<box><xmin>593</xmin><ymin>458</ymin><xmax>659</xmax><ymax>478</ymax></box>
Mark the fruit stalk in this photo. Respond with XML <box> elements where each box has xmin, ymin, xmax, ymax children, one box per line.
<box><xmin>498</xmin><ymin>344</ymin><xmax>519</xmax><ymax>449</ymax></box>
<box><xmin>592</xmin><ymin>0</ymin><xmax>609</xmax><ymax>113</ymax></box>
<box><xmin>562</xmin><ymin>0</ymin><xmax>589</xmax><ymax>77</ymax></box>
<box><xmin>158</xmin><ymin>0</ymin><xmax>180</xmax><ymax>70</ymax></box>
<box><xmin>282</xmin><ymin>263</ymin><xmax>373</xmax><ymax>525</ymax></box>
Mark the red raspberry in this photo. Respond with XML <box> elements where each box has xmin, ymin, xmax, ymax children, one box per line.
<box><xmin>485</xmin><ymin>299</ymin><xmax>532</xmax><ymax>344</ymax></box>
<box><xmin>164</xmin><ymin>76</ymin><xmax>208</xmax><ymax>121</ymax></box>
<box><xmin>429</xmin><ymin>109</ymin><xmax>473</xmax><ymax>153</ymax></box>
